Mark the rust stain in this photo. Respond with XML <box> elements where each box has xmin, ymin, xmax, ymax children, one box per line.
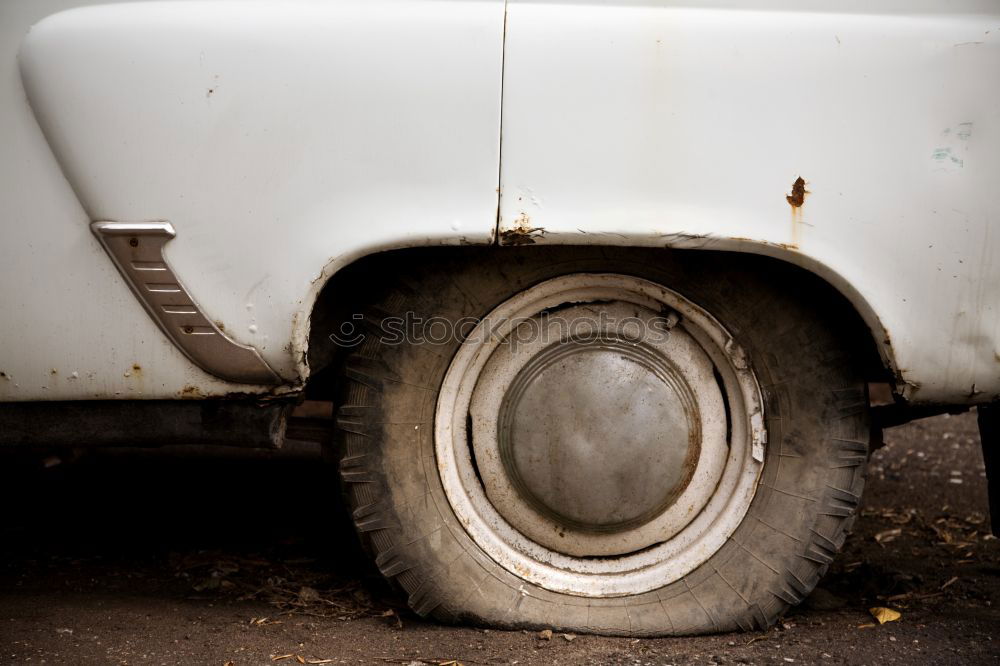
<box><xmin>787</xmin><ymin>176</ymin><xmax>809</xmax><ymax>246</ymax></box>
<box><xmin>499</xmin><ymin>212</ymin><xmax>545</xmax><ymax>246</ymax></box>
<box><xmin>180</xmin><ymin>384</ymin><xmax>204</xmax><ymax>399</ymax></box>
<box><xmin>786</xmin><ymin>176</ymin><xmax>808</xmax><ymax>208</ymax></box>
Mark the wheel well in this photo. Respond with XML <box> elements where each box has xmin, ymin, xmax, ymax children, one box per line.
<box><xmin>302</xmin><ymin>245</ymin><xmax>890</xmax><ymax>400</ymax></box>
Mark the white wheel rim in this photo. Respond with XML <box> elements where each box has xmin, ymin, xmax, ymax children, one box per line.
<box><xmin>435</xmin><ymin>274</ymin><xmax>767</xmax><ymax>597</ymax></box>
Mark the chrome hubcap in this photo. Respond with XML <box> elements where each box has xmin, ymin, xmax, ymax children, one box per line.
<box><xmin>498</xmin><ymin>336</ymin><xmax>697</xmax><ymax>533</ymax></box>
<box><xmin>435</xmin><ymin>274</ymin><xmax>766</xmax><ymax>597</ymax></box>
<box><xmin>468</xmin><ymin>299</ymin><xmax>728</xmax><ymax>557</ymax></box>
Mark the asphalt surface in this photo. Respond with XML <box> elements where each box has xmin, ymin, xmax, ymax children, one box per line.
<box><xmin>1</xmin><ymin>412</ymin><xmax>998</xmax><ymax>665</ymax></box>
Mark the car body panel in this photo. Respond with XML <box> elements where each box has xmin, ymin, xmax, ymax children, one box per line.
<box><xmin>0</xmin><ymin>0</ymin><xmax>245</xmax><ymax>401</ymax></box>
<box><xmin>498</xmin><ymin>0</ymin><xmax>1000</xmax><ymax>403</ymax></box>
<box><xmin>2</xmin><ymin>0</ymin><xmax>998</xmax><ymax>406</ymax></box>
<box><xmin>4</xmin><ymin>0</ymin><xmax>504</xmax><ymax>399</ymax></box>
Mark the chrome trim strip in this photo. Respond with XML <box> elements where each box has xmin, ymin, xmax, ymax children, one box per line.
<box><xmin>91</xmin><ymin>221</ymin><xmax>280</xmax><ymax>385</ymax></box>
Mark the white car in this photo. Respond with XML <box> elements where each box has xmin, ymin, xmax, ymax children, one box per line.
<box><xmin>2</xmin><ymin>0</ymin><xmax>999</xmax><ymax>636</ymax></box>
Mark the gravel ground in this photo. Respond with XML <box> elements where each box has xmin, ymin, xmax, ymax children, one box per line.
<box><xmin>1</xmin><ymin>412</ymin><xmax>998</xmax><ymax>665</ymax></box>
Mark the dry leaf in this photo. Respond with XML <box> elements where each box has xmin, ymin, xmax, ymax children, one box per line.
<box><xmin>562</xmin><ymin>633</ymin><xmax>576</xmax><ymax>642</ymax></box>
<box><xmin>538</xmin><ymin>629</ymin><xmax>553</xmax><ymax>640</ymax></box>
<box><xmin>874</xmin><ymin>528</ymin><xmax>902</xmax><ymax>545</ymax></box>
<box><xmin>380</xmin><ymin>608</ymin><xmax>404</xmax><ymax>629</ymax></box>
<box><xmin>869</xmin><ymin>607</ymin><xmax>902</xmax><ymax>624</ymax></box>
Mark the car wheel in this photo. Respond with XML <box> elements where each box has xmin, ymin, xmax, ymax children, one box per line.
<box><xmin>334</xmin><ymin>248</ymin><xmax>869</xmax><ymax>636</ymax></box>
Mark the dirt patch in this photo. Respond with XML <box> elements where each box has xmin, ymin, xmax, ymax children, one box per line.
<box><xmin>1</xmin><ymin>413</ymin><xmax>998</xmax><ymax>664</ymax></box>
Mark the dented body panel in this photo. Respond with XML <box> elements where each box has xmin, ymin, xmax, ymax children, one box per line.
<box><xmin>0</xmin><ymin>0</ymin><xmax>998</xmax><ymax>406</ymax></box>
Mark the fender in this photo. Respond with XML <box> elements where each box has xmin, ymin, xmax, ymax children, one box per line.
<box><xmin>17</xmin><ymin>0</ymin><xmax>505</xmax><ymax>393</ymax></box>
